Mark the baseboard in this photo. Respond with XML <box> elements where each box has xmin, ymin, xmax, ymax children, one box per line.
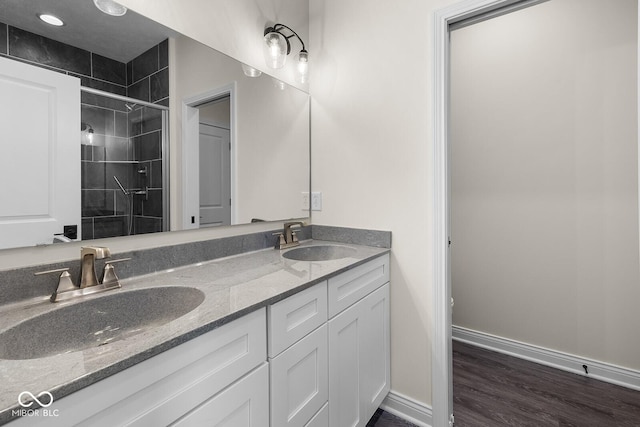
<box><xmin>380</xmin><ymin>390</ymin><xmax>433</xmax><ymax>427</ymax></box>
<box><xmin>453</xmin><ymin>326</ymin><xmax>640</xmax><ymax>392</ymax></box>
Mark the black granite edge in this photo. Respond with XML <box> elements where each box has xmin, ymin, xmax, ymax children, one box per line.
<box><xmin>311</xmin><ymin>225</ymin><xmax>392</xmax><ymax>248</ymax></box>
<box><xmin>0</xmin><ymin>248</ymin><xmax>390</xmax><ymax>425</ymax></box>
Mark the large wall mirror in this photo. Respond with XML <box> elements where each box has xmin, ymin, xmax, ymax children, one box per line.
<box><xmin>0</xmin><ymin>0</ymin><xmax>310</xmax><ymax>251</ymax></box>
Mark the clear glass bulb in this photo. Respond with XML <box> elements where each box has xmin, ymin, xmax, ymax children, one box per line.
<box><xmin>93</xmin><ymin>0</ymin><xmax>127</xmax><ymax>16</ymax></box>
<box><xmin>297</xmin><ymin>51</ymin><xmax>309</xmax><ymax>84</ymax></box>
<box><xmin>241</xmin><ymin>64</ymin><xmax>262</xmax><ymax>77</ymax></box>
<box><xmin>264</xmin><ymin>31</ymin><xmax>287</xmax><ymax>69</ymax></box>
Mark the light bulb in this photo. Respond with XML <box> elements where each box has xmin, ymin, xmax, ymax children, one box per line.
<box><xmin>93</xmin><ymin>0</ymin><xmax>127</xmax><ymax>16</ymax></box>
<box><xmin>264</xmin><ymin>31</ymin><xmax>287</xmax><ymax>69</ymax></box>
<box><xmin>242</xmin><ymin>64</ymin><xmax>262</xmax><ymax>77</ymax></box>
<box><xmin>39</xmin><ymin>14</ymin><xmax>64</xmax><ymax>26</ymax></box>
<box><xmin>297</xmin><ymin>51</ymin><xmax>309</xmax><ymax>83</ymax></box>
<box><xmin>272</xmin><ymin>78</ymin><xmax>286</xmax><ymax>90</ymax></box>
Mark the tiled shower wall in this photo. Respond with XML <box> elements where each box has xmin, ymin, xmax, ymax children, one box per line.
<box><xmin>0</xmin><ymin>23</ymin><xmax>168</xmax><ymax>239</ymax></box>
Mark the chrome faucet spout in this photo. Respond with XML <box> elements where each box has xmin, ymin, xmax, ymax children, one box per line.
<box><xmin>80</xmin><ymin>246</ymin><xmax>111</xmax><ymax>288</ymax></box>
<box><xmin>283</xmin><ymin>221</ymin><xmax>304</xmax><ymax>244</ymax></box>
<box><xmin>275</xmin><ymin>221</ymin><xmax>306</xmax><ymax>249</ymax></box>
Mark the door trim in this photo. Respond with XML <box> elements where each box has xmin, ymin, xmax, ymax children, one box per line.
<box><xmin>182</xmin><ymin>83</ymin><xmax>237</xmax><ymax>229</ymax></box>
<box><xmin>432</xmin><ymin>1</ymin><xmax>546</xmax><ymax>425</ymax></box>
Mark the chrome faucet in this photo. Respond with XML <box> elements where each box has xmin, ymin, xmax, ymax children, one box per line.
<box><xmin>80</xmin><ymin>246</ymin><xmax>111</xmax><ymax>288</ymax></box>
<box><xmin>275</xmin><ymin>221</ymin><xmax>306</xmax><ymax>249</ymax></box>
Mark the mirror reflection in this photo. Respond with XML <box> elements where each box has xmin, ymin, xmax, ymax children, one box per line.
<box><xmin>0</xmin><ymin>0</ymin><xmax>310</xmax><ymax>251</ymax></box>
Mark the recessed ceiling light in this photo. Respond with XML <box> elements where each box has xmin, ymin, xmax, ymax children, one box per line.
<box><xmin>93</xmin><ymin>0</ymin><xmax>128</xmax><ymax>17</ymax></box>
<box><xmin>38</xmin><ymin>14</ymin><xmax>64</xmax><ymax>26</ymax></box>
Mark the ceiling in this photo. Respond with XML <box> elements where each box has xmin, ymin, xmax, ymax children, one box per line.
<box><xmin>0</xmin><ymin>0</ymin><xmax>177</xmax><ymax>63</ymax></box>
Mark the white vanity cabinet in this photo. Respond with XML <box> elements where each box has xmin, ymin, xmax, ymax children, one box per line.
<box><xmin>268</xmin><ymin>253</ymin><xmax>390</xmax><ymax>427</ymax></box>
<box><xmin>9</xmin><ymin>309</ymin><xmax>268</xmax><ymax>427</ymax></box>
<box><xmin>268</xmin><ymin>282</ymin><xmax>329</xmax><ymax>427</ymax></box>
<box><xmin>328</xmin><ymin>255</ymin><xmax>391</xmax><ymax>427</ymax></box>
<box><xmin>7</xmin><ymin>253</ymin><xmax>389</xmax><ymax>427</ymax></box>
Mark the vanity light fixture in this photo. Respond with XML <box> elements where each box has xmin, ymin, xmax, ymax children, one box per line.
<box><xmin>93</xmin><ymin>0</ymin><xmax>127</xmax><ymax>17</ymax></box>
<box><xmin>263</xmin><ymin>23</ymin><xmax>309</xmax><ymax>82</ymax></box>
<box><xmin>241</xmin><ymin>64</ymin><xmax>262</xmax><ymax>78</ymax></box>
<box><xmin>81</xmin><ymin>122</ymin><xmax>94</xmax><ymax>145</ymax></box>
<box><xmin>38</xmin><ymin>14</ymin><xmax>64</xmax><ymax>26</ymax></box>
<box><xmin>271</xmin><ymin>78</ymin><xmax>286</xmax><ymax>91</ymax></box>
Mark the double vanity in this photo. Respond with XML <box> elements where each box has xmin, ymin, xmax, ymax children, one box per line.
<box><xmin>0</xmin><ymin>234</ymin><xmax>390</xmax><ymax>426</ymax></box>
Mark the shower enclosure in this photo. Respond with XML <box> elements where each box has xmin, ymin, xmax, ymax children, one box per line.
<box><xmin>80</xmin><ymin>87</ymin><xmax>169</xmax><ymax>240</ymax></box>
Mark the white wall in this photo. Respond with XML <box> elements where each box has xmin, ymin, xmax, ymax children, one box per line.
<box><xmin>170</xmin><ymin>35</ymin><xmax>309</xmax><ymax>226</ymax></box>
<box><xmin>450</xmin><ymin>0</ymin><xmax>640</xmax><ymax>370</ymax></box>
<box><xmin>310</xmin><ymin>0</ymin><xmax>466</xmax><ymax>408</ymax></box>
<box><xmin>117</xmin><ymin>0</ymin><xmax>309</xmax><ymax>91</ymax></box>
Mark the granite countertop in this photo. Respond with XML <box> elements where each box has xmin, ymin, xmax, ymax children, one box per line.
<box><xmin>0</xmin><ymin>240</ymin><xmax>389</xmax><ymax>424</ymax></box>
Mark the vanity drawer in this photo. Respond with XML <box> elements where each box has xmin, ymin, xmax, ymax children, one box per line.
<box><xmin>172</xmin><ymin>363</ymin><xmax>269</xmax><ymax>427</ymax></box>
<box><xmin>268</xmin><ymin>281</ymin><xmax>327</xmax><ymax>357</ymax></box>
<box><xmin>328</xmin><ymin>254</ymin><xmax>389</xmax><ymax>318</ymax></box>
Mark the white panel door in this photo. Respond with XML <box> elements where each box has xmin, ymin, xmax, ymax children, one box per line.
<box><xmin>328</xmin><ymin>282</ymin><xmax>391</xmax><ymax>427</ymax></box>
<box><xmin>328</xmin><ymin>303</ymin><xmax>363</xmax><ymax>427</ymax></box>
<box><xmin>199</xmin><ymin>123</ymin><xmax>230</xmax><ymax>227</ymax></box>
<box><xmin>361</xmin><ymin>284</ymin><xmax>390</xmax><ymax>417</ymax></box>
<box><xmin>270</xmin><ymin>325</ymin><xmax>328</xmax><ymax>427</ymax></box>
<box><xmin>0</xmin><ymin>57</ymin><xmax>80</xmax><ymax>248</ymax></box>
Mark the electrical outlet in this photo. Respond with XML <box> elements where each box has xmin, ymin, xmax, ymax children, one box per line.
<box><xmin>311</xmin><ymin>191</ymin><xmax>322</xmax><ymax>211</ymax></box>
<box><xmin>301</xmin><ymin>192</ymin><xmax>310</xmax><ymax>210</ymax></box>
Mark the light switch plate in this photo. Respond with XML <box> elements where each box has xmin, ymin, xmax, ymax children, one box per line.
<box><xmin>311</xmin><ymin>192</ymin><xmax>322</xmax><ymax>211</ymax></box>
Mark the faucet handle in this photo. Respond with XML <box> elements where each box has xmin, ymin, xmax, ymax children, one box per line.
<box><xmin>35</xmin><ymin>267</ymin><xmax>77</xmax><ymax>302</ymax></box>
<box><xmin>272</xmin><ymin>232</ymin><xmax>286</xmax><ymax>249</ymax></box>
<box><xmin>101</xmin><ymin>258</ymin><xmax>131</xmax><ymax>287</ymax></box>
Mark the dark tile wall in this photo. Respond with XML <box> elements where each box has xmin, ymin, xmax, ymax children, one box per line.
<box><xmin>0</xmin><ymin>22</ymin><xmax>127</xmax><ymax>94</ymax></box>
<box><xmin>0</xmin><ymin>23</ymin><xmax>8</xmax><ymax>55</ymax></box>
<box><xmin>0</xmin><ymin>21</ymin><xmax>169</xmax><ymax>240</ymax></box>
<box><xmin>127</xmin><ymin>39</ymin><xmax>169</xmax><ymax>104</ymax></box>
<box><xmin>126</xmin><ymin>41</ymin><xmax>169</xmax><ymax>234</ymax></box>
<box><xmin>9</xmin><ymin>26</ymin><xmax>91</xmax><ymax>75</ymax></box>
<box><xmin>81</xmin><ymin>94</ymin><xmax>133</xmax><ymax>239</ymax></box>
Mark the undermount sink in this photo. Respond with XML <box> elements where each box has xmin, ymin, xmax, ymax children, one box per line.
<box><xmin>0</xmin><ymin>286</ymin><xmax>205</xmax><ymax>360</ymax></box>
<box><xmin>282</xmin><ymin>245</ymin><xmax>357</xmax><ymax>261</ymax></box>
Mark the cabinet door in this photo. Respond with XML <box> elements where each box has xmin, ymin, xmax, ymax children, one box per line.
<box><xmin>328</xmin><ymin>301</ymin><xmax>364</xmax><ymax>427</ymax></box>
<box><xmin>361</xmin><ymin>284</ymin><xmax>390</xmax><ymax>417</ymax></box>
<box><xmin>270</xmin><ymin>325</ymin><xmax>328</xmax><ymax>427</ymax></box>
<box><xmin>305</xmin><ymin>403</ymin><xmax>328</xmax><ymax>427</ymax></box>
<box><xmin>172</xmin><ymin>363</ymin><xmax>269</xmax><ymax>427</ymax></box>
<box><xmin>328</xmin><ymin>283</ymin><xmax>390</xmax><ymax>427</ymax></box>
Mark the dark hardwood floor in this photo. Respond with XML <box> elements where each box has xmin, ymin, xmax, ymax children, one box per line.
<box><xmin>367</xmin><ymin>408</ymin><xmax>418</xmax><ymax>426</ymax></box>
<box><xmin>453</xmin><ymin>340</ymin><xmax>640</xmax><ymax>426</ymax></box>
